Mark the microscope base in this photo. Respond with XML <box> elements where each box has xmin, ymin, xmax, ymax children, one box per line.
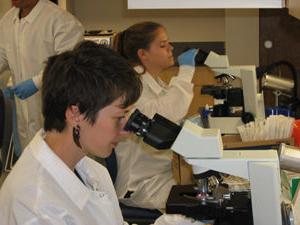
<box><xmin>166</xmin><ymin>184</ymin><xmax>253</xmax><ymax>225</ymax></box>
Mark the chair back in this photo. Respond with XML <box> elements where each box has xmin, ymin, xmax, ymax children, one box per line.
<box><xmin>0</xmin><ymin>90</ymin><xmax>13</xmax><ymax>174</ymax></box>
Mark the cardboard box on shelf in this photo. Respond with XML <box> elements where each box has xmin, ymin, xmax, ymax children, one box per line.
<box><xmin>172</xmin><ymin>152</ymin><xmax>194</xmax><ymax>185</ymax></box>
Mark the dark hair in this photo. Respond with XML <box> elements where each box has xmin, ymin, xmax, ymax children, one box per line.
<box><xmin>42</xmin><ymin>41</ymin><xmax>142</xmax><ymax>132</ymax></box>
<box><xmin>74</xmin><ymin>40</ymin><xmax>100</xmax><ymax>50</ymax></box>
<box><xmin>113</xmin><ymin>21</ymin><xmax>163</xmax><ymax>66</ymax></box>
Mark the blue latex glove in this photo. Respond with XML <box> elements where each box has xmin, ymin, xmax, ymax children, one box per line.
<box><xmin>177</xmin><ymin>48</ymin><xmax>198</xmax><ymax>67</ymax></box>
<box><xmin>12</xmin><ymin>79</ymin><xmax>38</xmax><ymax>100</ymax></box>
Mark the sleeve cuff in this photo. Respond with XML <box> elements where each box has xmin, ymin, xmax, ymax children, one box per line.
<box><xmin>32</xmin><ymin>70</ymin><xmax>43</xmax><ymax>89</ymax></box>
<box><xmin>176</xmin><ymin>65</ymin><xmax>195</xmax><ymax>83</ymax></box>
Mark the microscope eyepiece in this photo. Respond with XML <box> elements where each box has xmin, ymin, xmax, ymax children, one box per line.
<box><xmin>125</xmin><ymin>109</ymin><xmax>181</xmax><ymax>149</ymax></box>
<box><xmin>124</xmin><ymin>109</ymin><xmax>151</xmax><ymax>137</ymax></box>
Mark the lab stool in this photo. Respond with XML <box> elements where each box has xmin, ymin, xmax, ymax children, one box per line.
<box><xmin>105</xmin><ymin>149</ymin><xmax>162</xmax><ymax>225</ymax></box>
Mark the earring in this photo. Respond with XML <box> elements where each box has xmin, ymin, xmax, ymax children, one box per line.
<box><xmin>73</xmin><ymin>125</ymin><xmax>82</xmax><ymax>148</ymax></box>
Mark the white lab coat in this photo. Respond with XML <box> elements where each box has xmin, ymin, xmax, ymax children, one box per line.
<box><xmin>0</xmin><ymin>129</ymin><xmax>125</xmax><ymax>225</ymax></box>
<box><xmin>114</xmin><ymin>65</ymin><xmax>195</xmax><ymax>210</ymax></box>
<box><xmin>0</xmin><ymin>0</ymin><xmax>84</xmax><ymax>149</ymax></box>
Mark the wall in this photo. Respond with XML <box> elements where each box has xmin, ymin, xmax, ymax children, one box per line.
<box><xmin>288</xmin><ymin>0</ymin><xmax>300</xmax><ymax>20</ymax></box>
<box><xmin>0</xmin><ymin>0</ymin><xmax>260</xmax><ymax>66</ymax></box>
<box><xmin>225</xmin><ymin>9</ymin><xmax>259</xmax><ymax>65</ymax></box>
<box><xmin>72</xmin><ymin>0</ymin><xmax>259</xmax><ymax>65</ymax></box>
<box><xmin>72</xmin><ymin>0</ymin><xmax>225</xmax><ymax>42</ymax></box>
<box><xmin>0</xmin><ymin>0</ymin><xmax>11</xmax><ymax>16</ymax></box>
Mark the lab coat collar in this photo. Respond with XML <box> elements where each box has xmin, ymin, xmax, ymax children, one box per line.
<box><xmin>12</xmin><ymin>8</ymin><xmax>19</xmax><ymax>24</ymax></box>
<box><xmin>13</xmin><ymin>0</ymin><xmax>44</xmax><ymax>24</ymax></box>
<box><xmin>29</xmin><ymin>129</ymin><xmax>91</xmax><ymax>210</ymax></box>
<box><xmin>134</xmin><ymin>66</ymin><xmax>165</xmax><ymax>96</ymax></box>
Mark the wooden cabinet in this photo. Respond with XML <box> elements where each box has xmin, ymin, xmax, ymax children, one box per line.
<box><xmin>287</xmin><ymin>0</ymin><xmax>300</xmax><ymax>19</ymax></box>
<box><xmin>128</xmin><ymin>0</ymin><xmax>285</xmax><ymax>9</ymax></box>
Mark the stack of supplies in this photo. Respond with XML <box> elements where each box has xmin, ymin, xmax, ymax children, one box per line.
<box><xmin>237</xmin><ymin>115</ymin><xmax>294</xmax><ymax>142</ymax></box>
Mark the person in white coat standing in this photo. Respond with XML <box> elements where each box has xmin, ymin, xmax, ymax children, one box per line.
<box><xmin>0</xmin><ymin>0</ymin><xmax>84</xmax><ymax>153</ymax></box>
<box><xmin>113</xmin><ymin>21</ymin><xmax>198</xmax><ymax>211</ymax></box>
